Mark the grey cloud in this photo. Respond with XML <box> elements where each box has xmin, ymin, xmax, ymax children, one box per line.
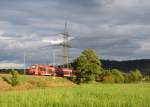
<box><xmin>0</xmin><ymin>0</ymin><xmax>150</xmax><ymax>68</ymax></box>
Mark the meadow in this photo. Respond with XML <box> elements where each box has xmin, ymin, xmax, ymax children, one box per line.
<box><xmin>0</xmin><ymin>82</ymin><xmax>149</xmax><ymax>107</ymax></box>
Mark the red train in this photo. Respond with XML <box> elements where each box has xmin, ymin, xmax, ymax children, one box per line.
<box><xmin>29</xmin><ymin>64</ymin><xmax>76</xmax><ymax>77</ymax></box>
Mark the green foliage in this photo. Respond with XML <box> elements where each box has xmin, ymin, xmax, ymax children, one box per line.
<box><xmin>124</xmin><ymin>69</ymin><xmax>143</xmax><ymax>83</ymax></box>
<box><xmin>10</xmin><ymin>69</ymin><xmax>20</xmax><ymax>86</ymax></box>
<box><xmin>2</xmin><ymin>70</ymin><xmax>20</xmax><ymax>86</ymax></box>
<box><xmin>144</xmin><ymin>75</ymin><xmax>150</xmax><ymax>81</ymax></box>
<box><xmin>75</xmin><ymin>48</ymin><xmax>102</xmax><ymax>83</ymax></box>
<box><xmin>134</xmin><ymin>69</ymin><xmax>143</xmax><ymax>81</ymax></box>
<box><xmin>124</xmin><ymin>74</ymin><xmax>131</xmax><ymax>83</ymax></box>
<box><xmin>98</xmin><ymin>70</ymin><xmax>114</xmax><ymax>83</ymax></box>
<box><xmin>111</xmin><ymin>69</ymin><xmax>125</xmax><ymax>83</ymax></box>
<box><xmin>99</xmin><ymin>69</ymin><xmax>124</xmax><ymax>83</ymax></box>
<box><xmin>102</xmin><ymin>74</ymin><xmax>115</xmax><ymax>83</ymax></box>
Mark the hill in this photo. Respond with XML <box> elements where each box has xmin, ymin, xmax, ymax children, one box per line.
<box><xmin>101</xmin><ymin>59</ymin><xmax>150</xmax><ymax>75</ymax></box>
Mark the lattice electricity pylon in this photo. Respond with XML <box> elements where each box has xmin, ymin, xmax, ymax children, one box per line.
<box><xmin>60</xmin><ymin>22</ymin><xmax>71</xmax><ymax>68</ymax></box>
<box><xmin>48</xmin><ymin>22</ymin><xmax>72</xmax><ymax>68</ymax></box>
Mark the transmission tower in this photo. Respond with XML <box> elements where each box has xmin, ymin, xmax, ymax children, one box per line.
<box><xmin>62</xmin><ymin>22</ymin><xmax>70</xmax><ymax>68</ymax></box>
<box><xmin>46</xmin><ymin>22</ymin><xmax>71</xmax><ymax>68</ymax></box>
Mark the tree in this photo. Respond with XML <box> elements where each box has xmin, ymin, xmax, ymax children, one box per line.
<box><xmin>124</xmin><ymin>69</ymin><xmax>143</xmax><ymax>83</ymax></box>
<box><xmin>130</xmin><ymin>69</ymin><xmax>143</xmax><ymax>82</ymax></box>
<box><xmin>111</xmin><ymin>69</ymin><xmax>124</xmax><ymax>83</ymax></box>
<box><xmin>134</xmin><ymin>69</ymin><xmax>143</xmax><ymax>81</ymax></box>
<box><xmin>75</xmin><ymin>48</ymin><xmax>102</xmax><ymax>83</ymax></box>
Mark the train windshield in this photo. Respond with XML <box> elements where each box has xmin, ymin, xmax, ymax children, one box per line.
<box><xmin>31</xmin><ymin>65</ymin><xmax>36</xmax><ymax>69</ymax></box>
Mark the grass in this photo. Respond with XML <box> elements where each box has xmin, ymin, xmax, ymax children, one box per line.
<box><xmin>0</xmin><ymin>83</ymin><xmax>149</xmax><ymax>107</ymax></box>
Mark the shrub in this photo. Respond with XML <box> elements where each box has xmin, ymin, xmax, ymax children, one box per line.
<box><xmin>2</xmin><ymin>69</ymin><xmax>20</xmax><ymax>86</ymax></box>
<box><xmin>124</xmin><ymin>69</ymin><xmax>143</xmax><ymax>83</ymax></box>
<box><xmin>10</xmin><ymin>69</ymin><xmax>20</xmax><ymax>86</ymax></box>
<box><xmin>99</xmin><ymin>70</ymin><xmax>115</xmax><ymax>83</ymax></box>
<box><xmin>111</xmin><ymin>69</ymin><xmax>124</xmax><ymax>83</ymax></box>
<box><xmin>102</xmin><ymin>75</ymin><xmax>115</xmax><ymax>83</ymax></box>
<box><xmin>124</xmin><ymin>74</ymin><xmax>131</xmax><ymax>83</ymax></box>
<box><xmin>144</xmin><ymin>76</ymin><xmax>150</xmax><ymax>81</ymax></box>
<box><xmin>99</xmin><ymin>69</ymin><xmax>124</xmax><ymax>83</ymax></box>
<box><xmin>135</xmin><ymin>69</ymin><xmax>143</xmax><ymax>81</ymax></box>
<box><xmin>130</xmin><ymin>69</ymin><xmax>142</xmax><ymax>82</ymax></box>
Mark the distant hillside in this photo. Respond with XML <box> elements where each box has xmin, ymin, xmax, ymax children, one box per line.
<box><xmin>101</xmin><ymin>59</ymin><xmax>150</xmax><ymax>75</ymax></box>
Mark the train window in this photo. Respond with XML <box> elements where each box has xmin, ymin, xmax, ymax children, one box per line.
<box><xmin>32</xmin><ymin>66</ymin><xmax>36</xmax><ymax>69</ymax></box>
<box><xmin>39</xmin><ymin>67</ymin><xmax>46</xmax><ymax>71</ymax></box>
<box><xmin>48</xmin><ymin>69</ymin><xmax>52</xmax><ymax>72</ymax></box>
<box><xmin>64</xmin><ymin>71</ymin><xmax>71</xmax><ymax>74</ymax></box>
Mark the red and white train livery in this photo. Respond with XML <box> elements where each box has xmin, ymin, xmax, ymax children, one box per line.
<box><xmin>29</xmin><ymin>64</ymin><xmax>76</xmax><ymax>77</ymax></box>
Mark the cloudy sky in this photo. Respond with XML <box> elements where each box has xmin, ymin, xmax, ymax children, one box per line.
<box><xmin>0</xmin><ymin>0</ymin><xmax>150</xmax><ymax>68</ymax></box>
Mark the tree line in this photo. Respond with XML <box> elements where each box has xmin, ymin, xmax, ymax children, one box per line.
<box><xmin>72</xmin><ymin>48</ymin><xmax>149</xmax><ymax>83</ymax></box>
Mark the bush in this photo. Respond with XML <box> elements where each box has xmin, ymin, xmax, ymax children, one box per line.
<box><xmin>2</xmin><ymin>69</ymin><xmax>20</xmax><ymax>86</ymax></box>
<box><xmin>99</xmin><ymin>70</ymin><xmax>115</xmax><ymax>83</ymax></box>
<box><xmin>135</xmin><ymin>69</ymin><xmax>143</xmax><ymax>81</ymax></box>
<box><xmin>100</xmin><ymin>69</ymin><xmax>143</xmax><ymax>83</ymax></box>
<box><xmin>124</xmin><ymin>69</ymin><xmax>143</xmax><ymax>83</ymax></box>
<box><xmin>102</xmin><ymin>75</ymin><xmax>115</xmax><ymax>83</ymax></box>
<box><xmin>99</xmin><ymin>69</ymin><xmax>124</xmax><ymax>83</ymax></box>
<box><xmin>7</xmin><ymin>70</ymin><xmax>19</xmax><ymax>86</ymax></box>
<box><xmin>124</xmin><ymin>74</ymin><xmax>131</xmax><ymax>83</ymax></box>
<box><xmin>144</xmin><ymin>76</ymin><xmax>150</xmax><ymax>81</ymax></box>
<box><xmin>9</xmin><ymin>69</ymin><xmax>19</xmax><ymax>86</ymax></box>
<box><xmin>111</xmin><ymin>69</ymin><xmax>124</xmax><ymax>83</ymax></box>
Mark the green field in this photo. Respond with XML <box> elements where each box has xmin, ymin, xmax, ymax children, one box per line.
<box><xmin>0</xmin><ymin>83</ymin><xmax>150</xmax><ymax>107</ymax></box>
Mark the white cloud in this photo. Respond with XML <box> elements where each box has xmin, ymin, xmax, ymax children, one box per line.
<box><xmin>42</xmin><ymin>38</ymin><xmax>63</xmax><ymax>45</ymax></box>
<box><xmin>0</xmin><ymin>61</ymin><xmax>24</xmax><ymax>69</ymax></box>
